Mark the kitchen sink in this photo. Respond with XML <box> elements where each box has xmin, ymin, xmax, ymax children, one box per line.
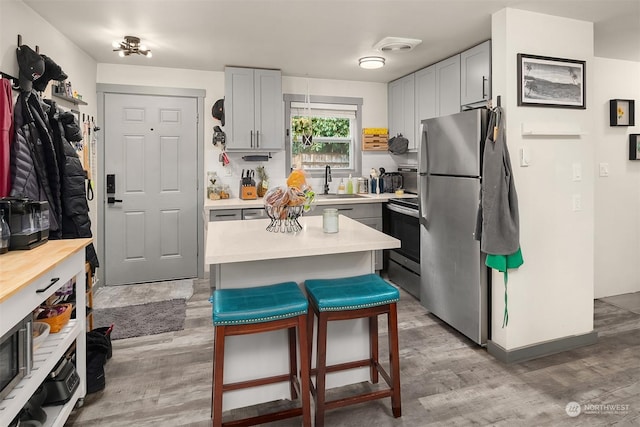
<box><xmin>314</xmin><ymin>193</ymin><xmax>368</xmax><ymax>199</ymax></box>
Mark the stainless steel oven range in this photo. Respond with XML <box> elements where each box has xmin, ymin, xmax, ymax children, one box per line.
<box><xmin>384</xmin><ymin>166</ymin><xmax>420</xmax><ymax>299</ymax></box>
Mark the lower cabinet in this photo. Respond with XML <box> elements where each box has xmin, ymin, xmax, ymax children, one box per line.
<box><xmin>209</xmin><ymin>209</ymin><xmax>242</xmax><ymax>221</ymax></box>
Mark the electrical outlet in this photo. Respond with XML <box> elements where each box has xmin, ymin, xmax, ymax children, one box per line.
<box><xmin>572</xmin><ymin>194</ymin><xmax>582</xmax><ymax>212</ymax></box>
<box><xmin>224</xmin><ymin>167</ymin><xmax>233</xmax><ymax>177</ymax></box>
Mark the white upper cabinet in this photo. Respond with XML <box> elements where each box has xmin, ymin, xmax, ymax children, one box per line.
<box><xmin>414</xmin><ymin>65</ymin><xmax>436</xmax><ymax>151</ymax></box>
<box><xmin>460</xmin><ymin>40</ymin><xmax>491</xmax><ymax>108</ymax></box>
<box><xmin>225</xmin><ymin>67</ymin><xmax>283</xmax><ymax>151</ymax></box>
<box><xmin>435</xmin><ymin>54</ymin><xmax>461</xmax><ymax>117</ymax></box>
<box><xmin>388</xmin><ymin>73</ymin><xmax>415</xmax><ymax>147</ymax></box>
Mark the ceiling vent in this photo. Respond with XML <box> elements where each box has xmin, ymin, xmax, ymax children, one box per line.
<box><xmin>373</xmin><ymin>37</ymin><xmax>422</xmax><ymax>52</ymax></box>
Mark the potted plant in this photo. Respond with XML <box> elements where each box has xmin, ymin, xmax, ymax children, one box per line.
<box><xmin>292</xmin><ymin>116</ymin><xmax>313</xmax><ymax>145</ymax></box>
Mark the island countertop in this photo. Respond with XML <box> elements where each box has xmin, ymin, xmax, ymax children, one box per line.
<box><xmin>206</xmin><ymin>215</ymin><xmax>399</xmax><ymax>265</ymax></box>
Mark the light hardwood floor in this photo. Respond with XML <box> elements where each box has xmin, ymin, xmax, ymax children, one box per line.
<box><xmin>67</xmin><ymin>279</ymin><xmax>640</xmax><ymax>426</ymax></box>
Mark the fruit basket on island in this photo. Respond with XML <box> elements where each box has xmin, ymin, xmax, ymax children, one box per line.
<box><xmin>264</xmin><ymin>169</ymin><xmax>315</xmax><ymax>233</ymax></box>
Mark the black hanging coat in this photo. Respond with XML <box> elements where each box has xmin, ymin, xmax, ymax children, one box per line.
<box><xmin>44</xmin><ymin>99</ymin><xmax>99</xmax><ymax>272</ymax></box>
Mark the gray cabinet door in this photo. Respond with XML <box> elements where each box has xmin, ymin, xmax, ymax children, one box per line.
<box><xmin>388</xmin><ymin>73</ymin><xmax>415</xmax><ymax>146</ymax></box>
<box><xmin>225</xmin><ymin>67</ymin><xmax>283</xmax><ymax>151</ymax></box>
<box><xmin>435</xmin><ymin>54</ymin><xmax>461</xmax><ymax>117</ymax></box>
<box><xmin>225</xmin><ymin>67</ymin><xmax>255</xmax><ymax>149</ymax></box>
<box><xmin>254</xmin><ymin>69</ymin><xmax>283</xmax><ymax>150</ymax></box>
<box><xmin>415</xmin><ymin>65</ymin><xmax>436</xmax><ymax>151</ymax></box>
<box><xmin>460</xmin><ymin>40</ymin><xmax>491</xmax><ymax>107</ymax></box>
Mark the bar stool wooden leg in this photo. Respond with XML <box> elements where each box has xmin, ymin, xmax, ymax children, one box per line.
<box><xmin>297</xmin><ymin>314</ymin><xmax>312</xmax><ymax>427</ymax></box>
<box><xmin>369</xmin><ymin>315</ymin><xmax>379</xmax><ymax>384</ymax></box>
<box><xmin>212</xmin><ymin>325</ymin><xmax>226</xmax><ymax>427</ymax></box>
<box><xmin>388</xmin><ymin>303</ymin><xmax>402</xmax><ymax>418</ymax></box>
<box><xmin>288</xmin><ymin>327</ymin><xmax>298</xmax><ymax>400</ymax></box>
<box><xmin>315</xmin><ymin>310</ymin><xmax>329</xmax><ymax>427</ymax></box>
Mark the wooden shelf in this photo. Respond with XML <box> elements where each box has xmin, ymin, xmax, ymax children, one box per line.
<box><xmin>51</xmin><ymin>87</ymin><xmax>87</xmax><ymax>106</ymax></box>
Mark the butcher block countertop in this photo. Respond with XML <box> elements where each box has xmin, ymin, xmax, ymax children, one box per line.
<box><xmin>0</xmin><ymin>238</ymin><xmax>92</xmax><ymax>303</ymax></box>
<box><xmin>206</xmin><ymin>215</ymin><xmax>399</xmax><ymax>265</ymax></box>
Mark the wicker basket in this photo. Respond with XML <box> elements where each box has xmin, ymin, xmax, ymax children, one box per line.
<box><xmin>38</xmin><ymin>303</ymin><xmax>73</xmax><ymax>333</ymax></box>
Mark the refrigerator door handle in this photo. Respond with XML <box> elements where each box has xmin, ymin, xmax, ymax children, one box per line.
<box><xmin>418</xmin><ymin>123</ymin><xmax>429</xmax><ymax>227</ymax></box>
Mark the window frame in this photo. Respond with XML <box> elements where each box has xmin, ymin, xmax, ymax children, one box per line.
<box><xmin>284</xmin><ymin>94</ymin><xmax>362</xmax><ymax>179</ymax></box>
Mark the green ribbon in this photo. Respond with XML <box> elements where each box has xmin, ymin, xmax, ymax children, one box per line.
<box><xmin>486</xmin><ymin>247</ymin><xmax>523</xmax><ymax>328</ymax></box>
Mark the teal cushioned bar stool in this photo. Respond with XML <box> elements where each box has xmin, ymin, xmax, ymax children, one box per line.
<box><xmin>304</xmin><ymin>274</ymin><xmax>401</xmax><ymax>427</ymax></box>
<box><xmin>210</xmin><ymin>282</ymin><xmax>311</xmax><ymax>427</ymax></box>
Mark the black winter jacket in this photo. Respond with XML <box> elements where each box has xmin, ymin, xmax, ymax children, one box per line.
<box><xmin>44</xmin><ymin>100</ymin><xmax>99</xmax><ymax>272</ymax></box>
<box><xmin>10</xmin><ymin>92</ymin><xmax>62</xmax><ymax>237</ymax></box>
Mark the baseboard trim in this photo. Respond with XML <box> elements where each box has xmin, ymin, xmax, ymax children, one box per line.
<box><xmin>487</xmin><ymin>331</ymin><xmax>598</xmax><ymax>364</ymax></box>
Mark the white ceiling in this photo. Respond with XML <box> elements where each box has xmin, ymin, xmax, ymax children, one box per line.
<box><xmin>24</xmin><ymin>0</ymin><xmax>640</xmax><ymax>83</ymax></box>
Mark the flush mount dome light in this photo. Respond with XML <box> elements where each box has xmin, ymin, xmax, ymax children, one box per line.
<box><xmin>373</xmin><ymin>37</ymin><xmax>422</xmax><ymax>52</ymax></box>
<box><xmin>359</xmin><ymin>56</ymin><xmax>385</xmax><ymax>69</ymax></box>
<box><xmin>112</xmin><ymin>35</ymin><xmax>152</xmax><ymax>58</ymax></box>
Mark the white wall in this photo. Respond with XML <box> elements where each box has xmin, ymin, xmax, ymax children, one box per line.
<box><xmin>491</xmin><ymin>9</ymin><xmax>595</xmax><ymax>350</ymax></box>
<box><xmin>97</xmin><ymin>64</ymin><xmax>396</xmax><ymax>195</ymax></box>
<box><xmin>593</xmin><ymin>58</ymin><xmax>640</xmax><ymax>298</ymax></box>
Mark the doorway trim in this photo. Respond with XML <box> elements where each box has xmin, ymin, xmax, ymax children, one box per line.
<box><xmin>96</xmin><ymin>84</ymin><xmax>206</xmax><ymax>286</ymax></box>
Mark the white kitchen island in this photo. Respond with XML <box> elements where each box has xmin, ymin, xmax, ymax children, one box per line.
<box><xmin>206</xmin><ymin>214</ymin><xmax>400</xmax><ymax>411</ymax></box>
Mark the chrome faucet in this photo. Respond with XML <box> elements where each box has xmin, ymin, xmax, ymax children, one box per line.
<box><xmin>324</xmin><ymin>165</ymin><xmax>332</xmax><ymax>195</ymax></box>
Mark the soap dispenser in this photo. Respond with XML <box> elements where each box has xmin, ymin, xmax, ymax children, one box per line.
<box><xmin>346</xmin><ymin>174</ymin><xmax>354</xmax><ymax>194</ymax></box>
<box><xmin>337</xmin><ymin>179</ymin><xmax>346</xmax><ymax>194</ymax></box>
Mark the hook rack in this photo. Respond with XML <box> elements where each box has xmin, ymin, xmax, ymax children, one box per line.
<box><xmin>0</xmin><ymin>71</ymin><xmax>20</xmax><ymax>90</ymax></box>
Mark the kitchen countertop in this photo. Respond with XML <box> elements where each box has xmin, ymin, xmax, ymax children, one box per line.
<box><xmin>206</xmin><ymin>215</ymin><xmax>400</xmax><ymax>265</ymax></box>
<box><xmin>204</xmin><ymin>192</ymin><xmax>416</xmax><ymax>210</ymax></box>
<box><xmin>0</xmin><ymin>238</ymin><xmax>93</xmax><ymax>303</ymax></box>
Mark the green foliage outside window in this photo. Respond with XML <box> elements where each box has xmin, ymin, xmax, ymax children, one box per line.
<box><xmin>292</xmin><ymin>116</ymin><xmax>350</xmax><ymax>156</ymax></box>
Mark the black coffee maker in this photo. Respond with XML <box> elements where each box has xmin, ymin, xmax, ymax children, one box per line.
<box><xmin>0</xmin><ymin>197</ymin><xmax>49</xmax><ymax>250</ymax></box>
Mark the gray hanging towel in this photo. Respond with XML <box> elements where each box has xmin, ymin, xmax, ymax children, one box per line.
<box><xmin>480</xmin><ymin>106</ymin><xmax>520</xmax><ymax>255</ymax></box>
<box><xmin>478</xmin><ymin>106</ymin><xmax>524</xmax><ymax>327</ymax></box>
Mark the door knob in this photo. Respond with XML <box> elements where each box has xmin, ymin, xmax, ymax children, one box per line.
<box><xmin>107</xmin><ymin>197</ymin><xmax>123</xmax><ymax>204</ymax></box>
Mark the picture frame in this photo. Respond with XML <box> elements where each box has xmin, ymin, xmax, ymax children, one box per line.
<box><xmin>517</xmin><ymin>53</ymin><xmax>586</xmax><ymax>109</ymax></box>
<box><xmin>610</xmin><ymin>99</ymin><xmax>635</xmax><ymax>126</ymax></box>
<box><xmin>629</xmin><ymin>134</ymin><xmax>640</xmax><ymax>160</ymax></box>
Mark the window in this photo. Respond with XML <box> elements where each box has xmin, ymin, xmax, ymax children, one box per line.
<box><xmin>284</xmin><ymin>94</ymin><xmax>362</xmax><ymax>178</ymax></box>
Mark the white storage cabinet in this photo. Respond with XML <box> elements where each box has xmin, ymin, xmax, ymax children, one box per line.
<box><xmin>460</xmin><ymin>40</ymin><xmax>491</xmax><ymax>108</ymax></box>
<box><xmin>0</xmin><ymin>239</ymin><xmax>90</xmax><ymax>427</ymax></box>
<box><xmin>224</xmin><ymin>67</ymin><xmax>283</xmax><ymax>151</ymax></box>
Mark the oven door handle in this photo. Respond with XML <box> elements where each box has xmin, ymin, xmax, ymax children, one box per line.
<box><xmin>387</xmin><ymin>203</ymin><xmax>420</xmax><ymax>218</ymax></box>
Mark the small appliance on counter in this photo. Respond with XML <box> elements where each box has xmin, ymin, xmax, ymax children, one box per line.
<box><xmin>380</xmin><ymin>172</ymin><xmax>403</xmax><ymax>193</ymax></box>
<box><xmin>239</xmin><ymin>169</ymin><xmax>257</xmax><ymax>200</ymax></box>
<box><xmin>0</xmin><ymin>197</ymin><xmax>49</xmax><ymax>250</ymax></box>
<box><xmin>42</xmin><ymin>357</ymin><xmax>80</xmax><ymax>406</ymax></box>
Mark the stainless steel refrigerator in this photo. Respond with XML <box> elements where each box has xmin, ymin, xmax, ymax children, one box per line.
<box><xmin>418</xmin><ymin>109</ymin><xmax>490</xmax><ymax>345</ymax></box>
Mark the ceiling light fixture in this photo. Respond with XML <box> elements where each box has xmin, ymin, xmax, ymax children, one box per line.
<box><xmin>359</xmin><ymin>56</ymin><xmax>385</xmax><ymax>69</ymax></box>
<box><xmin>112</xmin><ymin>36</ymin><xmax>152</xmax><ymax>58</ymax></box>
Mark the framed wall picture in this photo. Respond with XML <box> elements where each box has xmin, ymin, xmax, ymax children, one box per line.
<box><xmin>610</xmin><ymin>99</ymin><xmax>635</xmax><ymax>126</ymax></box>
<box><xmin>517</xmin><ymin>53</ymin><xmax>586</xmax><ymax>109</ymax></box>
<box><xmin>629</xmin><ymin>134</ymin><xmax>640</xmax><ymax>160</ymax></box>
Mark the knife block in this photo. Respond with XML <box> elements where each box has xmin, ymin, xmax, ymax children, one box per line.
<box><xmin>240</xmin><ymin>184</ymin><xmax>257</xmax><ymax>200</ymax></box>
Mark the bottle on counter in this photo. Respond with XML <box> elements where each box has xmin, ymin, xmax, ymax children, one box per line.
<box><xmin>346</xmin><ymin>174</ymin><xmax>354</xmax><ymax>194</ymax></box>
<box><xmin>337</xmin><ymin>179</ymin><xmax>346</xmax><ymax>194</ymax></box>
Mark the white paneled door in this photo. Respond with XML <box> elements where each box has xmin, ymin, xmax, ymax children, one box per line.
<box><xmin>104</xmin><ymin>93</ymin><xmax>198</xmax><ymax>285</ymax></box>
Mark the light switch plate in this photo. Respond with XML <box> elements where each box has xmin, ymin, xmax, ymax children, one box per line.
<box><xmin>599</xmin><ymin>163</ymin><xmax>610</xmax><ymax>177</ymax></box>
<box><xmin>572</xmin><ymin>163</ymin><xmax>582</xmax><ymax>181</ymax></box>
<box><xmin>520</xmin><ymin>148</ymin><xmax>530</xmax><ymax>167</ymax></box>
